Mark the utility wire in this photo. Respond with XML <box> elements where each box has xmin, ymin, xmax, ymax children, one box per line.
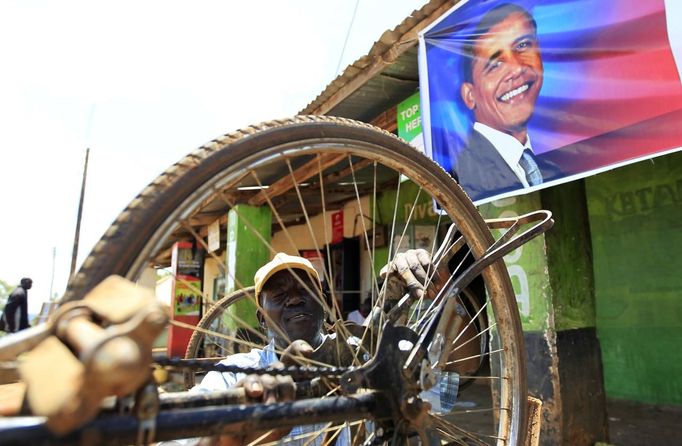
<box><xmin>335</xmin><ymin>0</ymin><xmax>361</xmax><ymax>77</ymax></box>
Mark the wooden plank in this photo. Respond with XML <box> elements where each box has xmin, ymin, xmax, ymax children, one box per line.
<box><xmin>187</xmin><ymin>212</ymin><xmax>226</xmax><ymax>227</ymax></box>
<box><xmin>370</xmin><ymin>106</ymin><xmax>398</xmax><ymax>133</ymax></box>
<box><xmin>248</xmin><ymin>153</ymin><xmax>346</xmax><ymax>206</ymax></box>
<box><xmin>199</xmin><ymin>214</ymin><xmax>228</xmax><ymax>238</ymax></box>
<box><xmin>268</xmin><ymin>162</ymin><xmax>375</xmax><ymax>211</ymax></box>
<box><xmin>316</xmin><ymin>158</ymin><xmax>375</xmax><ymax>189</ymax></box>
<box><xmin>152</xmin><ymin>245</ymin><xmax>174</xmax><ymax>266</ymax></box>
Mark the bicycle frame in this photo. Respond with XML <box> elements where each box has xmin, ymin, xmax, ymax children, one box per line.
<box><xmin>0</xmin><ymin>393</ymin><xmax>381</xmax><ymax>445</ymax></box>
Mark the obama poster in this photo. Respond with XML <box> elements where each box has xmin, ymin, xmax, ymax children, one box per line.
<box><xmin>419</xmin><ymin>0</ymin><xmax>682</xmax><ymax>203</ymax></box>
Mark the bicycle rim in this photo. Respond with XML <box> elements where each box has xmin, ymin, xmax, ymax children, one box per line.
<box><xmin>64</xmin><ymin>116</ymin><xmax>527</xmax><ymax>445</ymax></box>
<box><xmin>183</xmin><ymin>286</ymin><xmax>263</xmax><ymax>388</ymax></box>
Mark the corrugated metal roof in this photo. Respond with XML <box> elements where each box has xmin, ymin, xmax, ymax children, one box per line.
<box><xmin>300</xmin><ymin>0</ymin><xmax>458</xmax><ymax>122</ymax></box>
<box><xmin>325</xmin><ymin>46</ymin><xmax>420</xmax><ymax>123</ymax></box>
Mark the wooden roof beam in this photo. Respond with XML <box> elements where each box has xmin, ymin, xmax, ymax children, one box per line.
<box><xmin>370</xmin><ymin>106</ymin><xmax>397</xmax><ymax>133</ymax></box>
<box><xmin>248</xmin><ymin>153</ymin><xmax>346</xmax><ymax>206</ymax></box>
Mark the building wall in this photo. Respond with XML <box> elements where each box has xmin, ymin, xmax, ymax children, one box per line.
<box><xmin>271</xmin><ymin>196</ymin><xmax>374</xmax><ymax>297</ymax></box>
<box><xmin>585</xmin><ymin>151</ymin><xmax>682</xmax><ymax>405</ymax></box>
<box><xmin>203</xmin><ymin>256</ymin><xmax>223</xmax><ymax>302</ymax></box>
<box><xmin>270</xmin><ymin>196</ymin><xmax>370</xmax><ymax>252</ymax></box>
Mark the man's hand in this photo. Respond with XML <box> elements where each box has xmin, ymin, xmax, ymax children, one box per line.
<box><xmin>380</xmin><ymin>248</ymin><xmax>448</xmax><ymax>301</ymax></box>
<box><xmin>207</xmin><ymin>341</ymin><xmax>314</xmax><ymax>446</ymax></box>
<box><xmin>239</xmin><ymin>373</ymin><xmax>296</xmax><ymax>405</ymax></box>
<box><xmin>239</xmin><ymin>339</ymin><xmax>312</xmax><ymax>404</ymax></box>
<box><xmin>279</xmin><ymin>339</ymin><xmax>314</xmax><ymax>366</ymax></box>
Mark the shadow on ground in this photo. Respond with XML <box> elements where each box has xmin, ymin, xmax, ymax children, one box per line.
<box><xmin>607</xmin><ymin>398</ymin><xmax>682</xmax><ymax>446</ymax></box>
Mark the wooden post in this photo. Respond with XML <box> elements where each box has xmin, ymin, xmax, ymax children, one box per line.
<box><xmin>479</xmin><ymin>184</ymin><xmax>608</xmax><ymax>445</ymax></box>
<box><xmin>225</xmin><ymin>205</ymin><xmax>272</xmax><ymax>329</ymax></box>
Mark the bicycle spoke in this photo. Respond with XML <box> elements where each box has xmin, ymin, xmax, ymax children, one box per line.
<box><xmin>449</xmin><ymin>406</ymin><xmax>507</xmax><ymax>415</ymax></box>
<box><xmin>369</xmin><ymin>180</ymin><xmax>423</xmax><ymax>355</ymax></box>
<box><xmin>314</xmin><ymin>154</ymin><xmax>363</xmax><ymax>366</ymax></box>
<box><xmin>286</xmin><ymin>158</ymin><xmax>329</xmax><ymax>284</ymax></box>
<box><xmin>321</xmin><ymin>422</ymin><xmax>345</xmax><ymax>446</ymax></box>
<box><xmin>430</xmin><ymin>414</ymin><xmax>492</xmax><ymax>446</ymax></box>
<box><xmin>346</xmin><ymin>155</ymin><xmax>382</xmax><ymax>365</ymax></box>
<box><xmin>285</xmin><ymin>158</ymin><xmax>359</xmax><ymax>356</ymax></box>
<box><xmin>239</xmin><ymin>171</ymin><xmax>335</xmax><ymax>327</ymax></box>
<box><xmin>250</xmin><ymin>169</ymin><xmax>299</xmax><ymax>254</ymax></box>
<box><xmin>370</xmin><ymin>161</ymin><xmax>378</xmax><ymax>303</ymax></box>
<box><xmin>348</xmin><ymin>155</ymin><xmax>374</xmax><ymax>272</ymax></box>
<box><xmin>410</xmin><ymin>212</ymin><xmax>445</xmax><ymax>325</ymax></box>
<box><xmin>409</xmin><ymin>241</ymin><xmax>475</xmax><ymax>331</ymax></box>
<box><xmin>171</xmin><ymin>319</ymin><xmax>339</xmax><ymax>370</ymax></box>
<box><xmin>447</xmin><ymin>348</ymin><xmax>504</xmax><ymax>366</ymax></box>
<box><xmin>453</xmin><ymin>322</ymin><xmax>497</xmax><ymax>352</ymax></box>
<box><xmin>171</xmin><ymin>319</ymin><xmax>265</xmax><ymax>353</ymax></box>
<box><xmin>251</xmin><ymin>419</ymin><xmax>365</xmax><ymax>446</ymax></box>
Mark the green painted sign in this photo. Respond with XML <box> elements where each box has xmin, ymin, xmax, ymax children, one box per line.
<box><xmin>397</xmin><ymin>92</ymin><xmax>423</xmax><ymax>145</ymax></box>
<box><xmin>479</xmin><ymin>194</ymin><xmax>551</xmax><ymax>332</ymax></box>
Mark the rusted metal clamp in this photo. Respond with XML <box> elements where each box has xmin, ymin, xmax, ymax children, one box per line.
<box><xmin>0</xmin><ymin>276</ymin><xmax>168</xmax><ymax>435</ymax></box>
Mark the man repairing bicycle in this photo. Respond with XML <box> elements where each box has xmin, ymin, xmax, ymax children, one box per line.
<box><xmin>194</xmin><ymin>250</ymin><xmax>444</xmax><ymax>446</ymax></box>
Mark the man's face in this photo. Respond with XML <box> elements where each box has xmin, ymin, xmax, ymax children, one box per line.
<box><xmin>259</xmin><ymin>270</ymin><xmax>324</xmax><ymax>349</ymax></box>
<box><xmin>461</xmin><ymin>12</ymin><xmax>543</xmax><ymax>139</ymax></box>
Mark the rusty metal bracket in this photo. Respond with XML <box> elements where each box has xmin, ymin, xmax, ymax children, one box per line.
<box><xmin>404</xmin><ymin>210</ymin><xmax>553</xmax><ymax>373</ymax></box>
<box><xmin>0</xmin><ymin>276</ymin><xmax>169</xmax><ymax>435</ymax></box>
<box><xmin>134</xmin><ymin>381</ymin><xmax>160</xmax><ymax>445</ymax></box>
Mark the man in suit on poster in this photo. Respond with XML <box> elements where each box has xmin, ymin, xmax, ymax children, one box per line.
<box><xmin>453</xmin><ymin>3</ymin><xmax>560</xmax><ymax>201</ymax></box>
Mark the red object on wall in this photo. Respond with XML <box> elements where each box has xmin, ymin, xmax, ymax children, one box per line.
<box><xmin>331</xmin><ymin>210</ymin><xmax>344</xmax><ymax>244</ymax></box>
<box><xmin>167</xmin><ymin>241</ymin><xmax>204</xmax><ymax>358</ymax></box>
<box><xmin>167</xmin><ymin>314</ymin><xmax>198</xmax><ymax>358</ymax></box>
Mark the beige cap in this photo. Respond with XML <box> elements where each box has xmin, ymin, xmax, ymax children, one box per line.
<box><xmin>254</xmin><ymin>253</ymin><xmax>321</xmax><ymax>301</ymax></box>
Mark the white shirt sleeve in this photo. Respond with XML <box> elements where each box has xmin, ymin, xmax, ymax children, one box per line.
<box><xmin>192</xmin><ymin>349</ymin><xmax>264</xmax><ymax>392</ymax></box>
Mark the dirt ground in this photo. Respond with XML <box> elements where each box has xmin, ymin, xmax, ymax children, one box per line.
<box><xmin>445</xmin><ymin>381</ymin><xmax>682</xmax><ymax>445</ymax></box>
<box><xmin>606</xmin><ymin>398</ymin><xmax>682</xmax><ymax>446</ymax></box>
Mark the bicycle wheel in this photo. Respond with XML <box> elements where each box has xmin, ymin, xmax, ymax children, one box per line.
<box><xmin>183</xmin><ymin>286</ymin><xmax>264</xmax><ymax>388</ymax></box>
<box><xmin>64</xmin><ymin>116</ymin><xmax>526</xmax><ymax>445</ymax></box>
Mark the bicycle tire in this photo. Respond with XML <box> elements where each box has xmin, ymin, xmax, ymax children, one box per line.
<box><xmin>183</xmin><ymin>286</ymin><xmax>261</xmax><ymax>388</ymax></box>
<box><xmin>63</xmin><ymin>115</ymin><xmax>527</xmax><ymax>445</ymax></box>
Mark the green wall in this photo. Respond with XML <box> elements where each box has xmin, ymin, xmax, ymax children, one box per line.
<box><xmin>541</xmin><ymin>181</ymin><xmax>596</xmax><ymax>331</ymax></box>
<box><xmin>586</xmin><ymin>151</ymin><xmax>682</xmax><ymax>405</ymax></box>
<box><xmin>373</xmin><ymin>180</ymin><xmax>444</xmax><ymax>275</ymax></box>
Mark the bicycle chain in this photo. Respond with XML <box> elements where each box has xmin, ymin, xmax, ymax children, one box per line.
<box><xmin>154</xmin><ymin>356</ymin><xmax>353</xmax><ymax>381</ymax></box>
